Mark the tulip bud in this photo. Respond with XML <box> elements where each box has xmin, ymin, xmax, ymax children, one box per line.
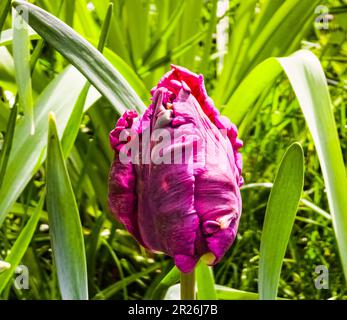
<box><xmin>108</xmin><ymin>65</ymin><xmax>243</xmax><ymax>273</ymax></box>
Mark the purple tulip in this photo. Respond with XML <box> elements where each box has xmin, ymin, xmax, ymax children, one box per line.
<box><xmin>108</xmin><ymin>65</ymin><xmax>243</xmax><ymax>273</ymax></box>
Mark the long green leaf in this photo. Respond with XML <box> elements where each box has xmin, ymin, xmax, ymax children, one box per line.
<box><xmin>241</xmin><ymin>0</ymin><xmax>318</xmax><ymax>84</ymax></box>
<box><xmin>216</xmin><ymin>285</ymin><xmax>287</xmax><ymax>300</ymax></box>
<box><xmin>102</xmin><ymin>47</ymin><xmax>149</xmax><ymax>101</ymax></box>
<box><xmin>222</xmin><ymin>57</ymin><xmax>282</xmax><ymax>125</ymax></box>
<box><xmin>213</xmin><ymin>0</ymin><xmax>258</xmax><ymax>104</ymax></box>
<box><xmin>0</xmin><ymin>100</ymin><xmax>10</xmax><ymax>130</ymax></box>
<box><xmin>177</xmin><ymin>0</ymin><xmax>203</xmax><ymax>68</ymax></box>
<box><xmin>0</xmin><ymin>28</ymin><xmax>38</xmax><ymax>46</ymax></box>
<box><xmin>138</xmin><ymin>30</ymin><xmax>206</xmax><ymax>77</ymax></box>
<box><xmin>97</xmin><ymin>2</ymin><xmax>112</xmax><ymax>52</ymax></box>
<box><xmin>62</xmin><ymin>3</ymin><xmax>113</xmax><ymax>158</ymax></box>
<box><xmin>93</xmin><ymin>263</ymin><xmax>162</xmax><ymax>300</ymax></box>
<box><xmin>141</xmin><ymin>0</ymin><xmax>186</xmax><ymax>66</ymax></box>
<box><xmin>196</xmin><ymin>261</ymin><xmax>217</xmax><ymax>300</ymax></box>
<box><xmin>0</xmin><ymin>66</ymin><xmax>100</xmax><ymax>228</ymax></box>
<box><xmin>150</xmin><ymin>266</ymin><xmax>180</xmax><ymax>300</ymax></box>
<box><xmin>46</xmin><ymin>113</ymin><xmax>88</xmax><ymax>300</ymax></box>
<box><xmin>259</xmin><ymin>142</ymin><xmax>304</xmax><ymax>300</ymax></box>
<box><xmin>0</xmin><ymin>105</ymin><xmax>17</xmax><ymax>188</ymax></box>
<box><xmin>216</xmin><ymin>286</ymin><xmax>259</xmax><ymax>300</ymax></box>
<box><xmin>0</xmin><ymin>191</ymin><xmax>45</xmax><ymax>295</ymax></box>
<box><xmin>12</xmin><ymin>0</ymin><xmax>146</xmax><ymax>114</ymax></box>
<box><xmin>0</xmin><ymin>0</ymin><xmax>11</xmax><ymax>36</ymax></box>
<box><xmin>84</xmin><ymin>36</ymin><xmax>148</xmax><ymax>101</ymax></box>
<box><xmin>61</xmin><ymin>83</ymin><xmax>90</xmax><ymax>157</ymax></box>
<box><xmin>216</xmin><ymin>0</ymin><xmax>319</xmax><ymax>105</ymax></box>
<box><xmin>278</xmin><ymin>50</ymin><xmax>347</xmax><ymax>282</ymax></box>
<box><xmin>124</xmin><ymin>0</ymin><xmax>149</xmax><ymax>65</ymax></box>
<box><xmin>199</xmin><ymin>0</ymin><xmax>218</xmax><ymax>74</ymax></box>
<box><xmin>12</xmin><ymin>5</ymin><xmax>34</xmax><ymax>134</ymax></box>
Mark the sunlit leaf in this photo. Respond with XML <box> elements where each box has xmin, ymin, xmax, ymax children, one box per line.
<box><xmin>0</xmin><ymin>66</ymin><xmax>100</xmax><ymax>228</ymax></box>
<box><xmin>0</xmin><ymin>191</ymin><xmax>45</xmax><ymax>295</ymax></box>
<box><xmin>196</xmin><ymin>261</ymin><xmax>217</xmax><ymax>300</ymax></box>
<box><xmin>12</xmin><ymin>0</ymin><xmax>146</xmax><ymax>114</ymax></box>
<box><xmin>259</xmin><ymin>142</ymin><xmax>304</xmax><ymax>299</ymax></box>
<box><xmin>278</xmin><ymin>50</ymin><xmax>347</xmax><ymax>282</ymax></box>
<box><xmin>12</xmin><ymin>5</ymin><xmax>34</xmax><ymax>133</ymax></box>
<box><xmin>46</xmin><ymin>113</ymin><xmax>88</xmax><ymax>300</ymax></box>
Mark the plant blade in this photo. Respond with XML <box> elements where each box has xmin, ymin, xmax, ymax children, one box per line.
<box><xmin>12</xmin><ymin>0</ymin><xmax>146</xmax><ymax>114</ymax></box>
<box><xmin>0</xmin><ymin>105</ymin><xmax>17</xmax><ymax>188</ymax></box>
<box><xmin>12</xmin><ymin>6</ymin><xmax>34</xmax><ymax>134</ymax></box>
<box><xmin>150</xmin><ymin>266</ymin><xmax>180</xmax><ymax>300</ymax></box>
<box><xmin>0</xmin><ymin>66</ymin><xmax>100</xmax><ymax>228</ymax></box>
<box><xmin>46</xmin><ymin>113</ymin><xmax>88</xmax><ymax>300</ymax></box>
<box><xmin>196</xmin><ymin>261</ymin><xmax>217</xmax><ymax>300</ymax></box>
<box><xmin>222</xmin><ymin>57</ymin><xmax>282</xmax><ymax>125</ymax></box>
<box><xmin>0</xmin><ymin>0</ymin><xmax>11</xmax><ymax>36</ymax></box>
<box><xmin>278</xmin><ymin>50</ymin><xmax>347</xmax><ymax>282</ymax></box>
<box><xmin>0</xmin><ymin>190</ymin><xmax>45</xmax><ymax>295</ymax></box>
<box><xmin>259</xmin><ymin>142</ymin><xmax>304</xmax><ymax>300</ymax></box>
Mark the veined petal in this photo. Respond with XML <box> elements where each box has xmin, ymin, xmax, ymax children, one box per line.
<box><xmin>108</xmin><ymin>65</ymin><xmax>243</xmax><ymax>273</ymax></box>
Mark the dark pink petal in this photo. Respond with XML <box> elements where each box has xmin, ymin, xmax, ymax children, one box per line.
<box><xmin>108</xmin><ymin>65</ymin><xmax>243</xmax><ymax>273</ymax></box>
<box><xmin>108</xmin><ymin>157</ymin><xmax>146</xmax><ymax>247</ymax></box>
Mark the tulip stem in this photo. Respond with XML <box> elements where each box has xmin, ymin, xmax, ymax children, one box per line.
<box><xmin>180</xmin><ymin>270</ymin><xmax>195</xmax><ymax>300</ymax></box>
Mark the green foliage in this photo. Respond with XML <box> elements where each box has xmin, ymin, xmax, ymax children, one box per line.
<box><xmin>0</xmin><ymin>0</ymin><xmax>346</xmax><ymax>300</ymax></box>
<box><xmin>196</xmin><ymin>261</ymin><xmax>217</xmax><ymax>300</ymax></box>
<box><xmin>46</xmin><ymin>113</ymin><xmax>88</xmax><ymax>300</ymax></box>
<box><xmin>259</xmin><ymin>143</ymin><xmax>304</xmax><ymax>299</ymax></box>
<box><xmin>12</xmin><ymin>4</ymin><xmax>34</xmax><ymax>134</ymax></box>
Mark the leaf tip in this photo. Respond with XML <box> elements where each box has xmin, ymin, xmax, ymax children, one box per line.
<box><xmin>48</xmin><ymin>111</ymin><xmax>56</xmax><ymax>124</ymax></box>
<box><xmin>48</xmin><ymin>112</ymin><xmax>58</xmax><ymax>139</ymax></box>
<box><xmin>290</xmin><ymin>142</ymin><xmax>303</xmax><ymax>154</ymax></box>
<box><xmin>11</xmin><ymin>1</ymin><xmax>22</xmax><ymax>9</ymax></box>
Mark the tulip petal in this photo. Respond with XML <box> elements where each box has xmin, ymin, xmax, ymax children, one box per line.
<box><xmin>108</xmin><ymin>65</ymin><xmax>243</xmax><ymax>273</ymax></box>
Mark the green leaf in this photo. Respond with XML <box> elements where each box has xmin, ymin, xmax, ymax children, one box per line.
<box><xmin>141</xmin><ymin>0</ymin><xmax>186</xmax><ymax>66</ymax></box>
<box><xmin>102</xmin><ymin>46</ymin><xmax>149</xmax><ymax>101</ymax></box>
<box><xmin>199</xmin><ymin>0</ymin><xmax>218</xmax><ymax>74</ymax></box>
<box><xmin>97</xmin><ymin>2</ymin><xmax>113</xmax><ymax>52</ymax></box>
<box><xmin>247</xmin><ymin>0</ymin><xmax>317</xmax><ymax>67</ymax></box>
<box><xmin>216</xmin><ymin>285</ymin><xmax>288</xmax><ymax>300</ymax></box>
<box><xmin>222</xmin><ymin>57</ymin><xmax>282</xmax><ymax>125</ymax></box>
<box><xmin>216</xmin><ymin>286</ymin><xmax>259</xmax><ymax>300</ymax></box>
<box><xmin>0</xmin><ymin>105</ymin><xmax>17</xmax><ymax>188</ymax></box>
<box><xmin>61</xmin><ymin>83</ymin><xmax>90</xmax><ymax>157</ymax></box>
<box><xmin>0</xmin><ymin>190</ymin><xmax>45</xmax><ymax>295</ymax></box>
<box><xmin>93</xmin><ymin>262</ymin><xmax>162</xmax><ymax>300</ymax></box>
<box><xmin>196</xmin><ymin>261</ymin><xmax>217</xmax><ymax>300</ymax></box>
<box><xmin>216</xmin><ymin>0</ymin><xmax>319</xmax><ymax>105</ymax></box>
<box><xmin>124</xmin><ymin>0</ymin><xmax>149</xmax><ymax>65</ymax></box>
<box><xmin>101</xmin><ymin>238</ymin><xmax>128</xmax><ymax>300</ymax></box>
<box><xmin>138</xmin><ymin>30</ymin><xmax>206</xmax><ymax>78</ymax></box>
<box><xmin>0</xmin><ymin>66</ymin><xmax>100</xmax><ymax>228</ymax></box>
<box><xmin>12</xmin><ymin>5</ymin><xmax>34</xmax><ymax>134</ymax></box>
<box><xmin>176</xmin><ymin>0</ymin><xmax>203</xmax><ymax>68</ymax></box>
<box><xmin>0</xmin><ymin>28</ymin><xmax>38</xmax><ymax>46</ymax></box>
<box><xmin>0</xmin><ymin>0</ymin><xmax>11</xmax><ymax>36</ymax></box>
<box><xmin>46</xmin><ymin>113</ymin><xmax>88</xmax><ymax>300</ymax></box>
<box><xmin>213</xmin><ymin>0</ymin><xmax>258</xmax><ymax>104</ymax></box>
<box><xmin>259</xmin><ymin>142</ymin><xmax>304</xmax><ymax>300</ymax></box>
<box><xmin>12</xmin><ymin>0</ymin><xmax>146</xmax><ymax>114</ymax></box>
<box><xmin>150</xmin><ymin>266</ymin><xmax>180</xmax><ymax>300</ymax></box>
<box><xmin>62</xmin><ymin>2</ymin><xmax>113</xmax><ymax>158</ymax></box>
<box><xmin>0</xmin><ymin>100</ymin><xmax>10</xmax><ymax>130</ymax></box>
<box><xmin>278</xmin><ymin>50</ymin><xmax>347</xmax><ymax>282</ymax></box>
<box><xmin>224</xmin><ymin>49</ymin><xmax>347</xmax><ymax>285</ymax></box>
